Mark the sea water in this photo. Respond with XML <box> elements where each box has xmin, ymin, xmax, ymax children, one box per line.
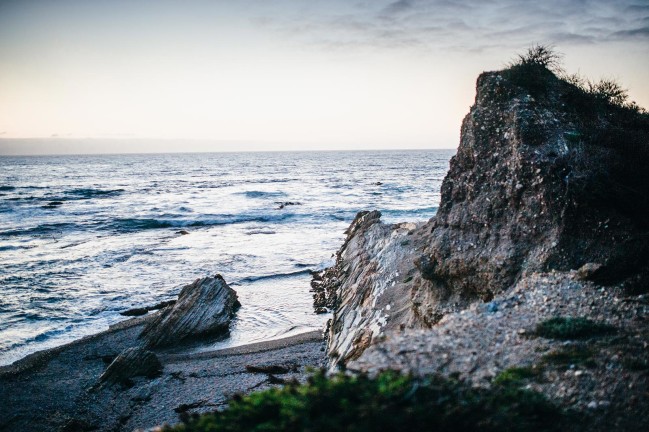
<box><xmin>0</xmin><ymin>150</ymin><xmax>453</xmax><ymax>365</ymax></box>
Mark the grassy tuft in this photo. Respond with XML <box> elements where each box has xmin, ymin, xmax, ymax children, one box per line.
<box><xmin>542</xmin><ymin>345</ymin><xmax>597</xmax><ymax>369</ymax></box>
<box><xmin>535</xmin><ymin>317</ymin><xmax>616</xmax><ymax>340</ymax></box>
<box><xmin>493</xmin><ymin>366</ymin><xmax>542</xmax><ymax>386</ymax></box>
<box><xmin>165</xmin><ymin>370</ymin><xmax>569</xmax><ymax>432</ymax></box>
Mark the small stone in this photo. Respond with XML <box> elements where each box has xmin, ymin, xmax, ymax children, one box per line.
<box><xmin>576</xmin><ymin>263</ymin><xmax>602</xmax><ymax>281</ymax></box>
<box><xmin>587</xmin><ymin>401</ymin><xmax>598</xmax><ymax>409</ymax></box>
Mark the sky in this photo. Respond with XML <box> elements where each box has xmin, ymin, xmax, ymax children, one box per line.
<box><xmin>0</xmin><ymin>0</ymin><xmax>648</xmax><ymax>154</ymax></box>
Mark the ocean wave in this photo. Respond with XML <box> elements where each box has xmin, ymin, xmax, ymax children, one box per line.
<box><xmin>237</xmin><ymin>190</ymin><xmax>287</xmax><ymax>198</ymax></box>
<box><xmin>234</xmin><ymin>269</ymin><xmax>313</xmax><ymax>285</ymax></box>
<box><xmin>110</xmin><ymin>213</ymin><xmax>296</xmax><ymax>232</ymax></box>
<box><xmin>0</xmin><ymin>223</ymin><xmax>73</xmax><ymax>238</ymax></box>
<box><xmin>0</xmin><ymin>245</ymin><xmax>37</xmax><ymax>252</ymax></box>
<box><xmin>0</xmin><ymin>186</ymin><xmax>16</xmax><ymax>191</ymax></box>
<box><xmin>65</xmin><ymin>188</ymin><xmax>125</xmax><ymax>199</ymax></box>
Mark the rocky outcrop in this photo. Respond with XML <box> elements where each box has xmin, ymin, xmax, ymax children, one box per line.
<box><xmin>318</xmin><ymin>211</ymin><xmax>426</xmax><ymax>366</ymax></box>
<box><xmin>98</xmin><ymin>347</ymin><xmax>162</xmax><ymax>387</ymax></box>
<box><xmin>320</xmin><ymin>65</ymin><xmax>649</xmax><ymax>369</ymax></box>
<box><xmin>139</xmin><ymin>275</ymin><xmax>240</xmax><ymax>348</ymax></box>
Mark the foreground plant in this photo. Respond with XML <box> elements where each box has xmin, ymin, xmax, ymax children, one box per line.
<box><xmin>166</xmin><ymin>370</ymin><xmax>570</xmax><ymax>432</ymax></box>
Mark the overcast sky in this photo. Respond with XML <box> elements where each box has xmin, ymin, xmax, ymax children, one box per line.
<box><xmin>1</xmin><ymin>0</ymin><xmax>648</xmax><ymax>154</ymax></box>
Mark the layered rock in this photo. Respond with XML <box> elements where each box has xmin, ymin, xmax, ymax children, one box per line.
<box><xmin>139</xmin><ymin>274</ymin><xmax>240</xmax><ymax>348</ymax></box>
<box><xmin>98</xmin><ymin>347</ymin><xmax>162</xmax><ymax>387</ymax></box>
<box><xmin>321</xmin><ymin>66</ymin><xmax>649</xmax><ymax>369</ymax></box>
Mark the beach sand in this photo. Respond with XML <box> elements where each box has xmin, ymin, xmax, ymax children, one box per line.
<box><xmin>0</xmin><ymin>316</ymin><xmax>325</xmax><ymax>431</ymax></box>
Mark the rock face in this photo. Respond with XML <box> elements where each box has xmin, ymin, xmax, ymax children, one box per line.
<box><xmin>139</xmin><ymin>275</ymin><xmax>240</xmax><ymax>348</ymax></box>
<box><xmin>419</xmin><ymin>69</ymin><xmax>649</xmax><ymax>300</ymax></box>
<box><xmin>98</xmin><ymin>347</ymin><xmax>162</xmax><ymax>386</ymax></box>
<box><xmin>320</xmin><ymin>66</ymin><xmax>649</xmax><ymax>369</ymax></box>
<box><xmin>319</xmin><ymin>211</ymin><xmax>425</xmax><ymax>366</ymax></box>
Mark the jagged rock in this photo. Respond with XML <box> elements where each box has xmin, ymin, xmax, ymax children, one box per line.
<box><xmin>317</xmin><ymin>211</ymin><xmax>426</xmax><ymax>368</ymax></box>
<box><xmin>98</xmin><ymin>347</ymin><xmax>162</xmax><ymax>386</ymax></box>
<box><xmin>322</xmin><ymin>66</ymin><xmax>649</xmax><ymax>369</ymax></box>
<box><xmin>139</xmin><ymin>275</ymin><xmax>240</xmax><ymax>348</ymax></box>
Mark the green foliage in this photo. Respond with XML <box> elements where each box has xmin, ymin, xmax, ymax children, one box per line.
<box><xmin>493</xmin><ymin>366</ymin><xmax>541</xmax><ymax>386</ymax></box>
<box><xmin>541</xmin><ymin>345</ymin><xmax>597</xmax><ymax>369</ymax></box>
<box><xmin>166</xmin><ymin>370</ymin><xmax>569</xmax><ymax>432</ymax></box>
<box><xmin>535</xmin><ymin>317</ymin><xmax>616</xmax><ymax>340</ymax></box>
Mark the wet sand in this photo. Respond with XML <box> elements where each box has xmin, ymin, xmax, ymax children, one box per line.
<box><xmin>0</xmin><ymin>316</ymin><xmax>325</xmax><ymax>431</ymax></box>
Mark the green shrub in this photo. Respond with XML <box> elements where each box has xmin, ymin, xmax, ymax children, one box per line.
<box><xmin>493</xmin><ymin>366</ymin><xmax>541</xmax><ymax>386</ymax></box>
<box><xmin>535</xmin><ymin>317</ymin><xmax>615</xmax><ymax>340</ymax></box>
<box><xmin>165</xmin><ymin>370</ymin><xmax>569</xmax><ymax>432</ymax></box>
<box><xmin>541</xmin><ymin>345</ymin><xmax>597</xmax><ymax>369</ymax></box>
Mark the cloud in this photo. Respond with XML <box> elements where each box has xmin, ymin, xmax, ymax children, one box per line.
<box><xmin>259</xmin><ymin>0</ymin><xmax>649</xmax><ymax>53</ymax></box>
<box><xmin>381</xmin><ymin>0</ymin><xmax>414</xmax><ymax>16</ymax></box>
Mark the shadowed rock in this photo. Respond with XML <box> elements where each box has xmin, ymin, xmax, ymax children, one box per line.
<box><xmin>139</xmin><ymin>275</ymin><xmax>240</xmax><ymax>348</ymax></box>
<box><xmin>98</xmin><ymin>347</ymin><xmax>162</xmax><ymax>387</ymax></box>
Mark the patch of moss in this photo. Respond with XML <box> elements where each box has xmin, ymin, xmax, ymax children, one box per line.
<box><xmin>493</xmin><ymin>366</ymin><xmax>542</xmax><ymax>386</ymax></box>
<box><xmin>402</xmin><ymin>276</ymin><xmax>413</xmax><ymax>283</ymax></box>
<box><xmin>165</xmin><ymin>370</ymin><xmax>570</xmax><ymax>432</ymax></box>
<box><xmin>535</xmin><ymin>317</ymin><xmax>615</xmax><ymax>340</ymax></box>
<box><xmin>542</xmin><ymin>345</ymin><xmax>597</xmax><ymax>369</ymax></box>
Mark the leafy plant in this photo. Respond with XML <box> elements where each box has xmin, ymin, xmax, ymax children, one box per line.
<box><xmin>535</xmin><ymin>317</ymin><xmax>616</xmax><ymax>340</ymax></box>
<box><xmin>165</xmin><ymin>370</ymin><xmax>569</xmax><ymax>432</ymax></box>
<box><xmin>493</xmin><ymin>366</ymin><xmax>542</xmax><ymax>386</ymax></box>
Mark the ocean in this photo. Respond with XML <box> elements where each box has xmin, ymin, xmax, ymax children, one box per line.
<box><xmin>0</xmin><ymin>150</ymin><xmax>453</xmax><ymax>366</ymax></box>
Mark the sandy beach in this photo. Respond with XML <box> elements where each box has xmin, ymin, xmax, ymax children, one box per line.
<box><xmin>0</xmin><ymin>315</ymin><xmax>325</xmax><ymax>431</ymax></box>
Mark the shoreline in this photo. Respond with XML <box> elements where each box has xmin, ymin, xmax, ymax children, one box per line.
<box><xmin>0</xmin><ymin>313</ymin><xmax>326</xmax><ymax>431</ymax></box>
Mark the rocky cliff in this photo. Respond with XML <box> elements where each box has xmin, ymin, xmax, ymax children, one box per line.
<box><xmin>318</xmin><ymin>63</ymin><xmax>649</xmax><ymax>377</ymax></box>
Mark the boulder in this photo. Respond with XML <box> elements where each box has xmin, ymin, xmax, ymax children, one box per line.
<box><xmin>139</xmin><ymin>275</ymin><xmax>240</xmax><ymax>348</ymax></box>
<box><xmin>98</xmin><ymin>347</ymin><xmax>162</xmax><ymax>386</ymax></box>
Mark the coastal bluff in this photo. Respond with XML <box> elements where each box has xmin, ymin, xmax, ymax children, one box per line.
<box><xmin>317</xmin><ymin>65</ymin><xmax>649</xmax><ymax>429</ymax></box>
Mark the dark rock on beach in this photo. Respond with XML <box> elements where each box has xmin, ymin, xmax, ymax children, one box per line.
<box><xmin>121</xmin><ymin>307</ymin><xmax>149</xmax><ymax>317</ymax></box>
<box><xmin>98</xmin><ymin>347</ymin><xmax>162</xmax><ymax>387</ymax></box>
<box><xmin>139</xmin><ymin>275</ymin><xmax>240</xmax><ymax>348</ymax></box>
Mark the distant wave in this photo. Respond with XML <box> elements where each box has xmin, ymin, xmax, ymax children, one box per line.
<box><xmin>234</xmin><ymin>269</ymin><xmax>313</xmax><ymax>285</ymax></box>
<box><xmin>64</xmin><ymin>188</ymin><xmax>125</xmax><ymax>199</ymax></box>
<box><xmin>237</xmin><ymin>190</ymin><xmax>287</xmax><ymax>198</ymax></box>
<box><xmin>0</xmin><ymin>186</ymin><xmax>15</xmax><ymax>191</ymax></box>
<box><xmin>0</xmin><ymin>223</ymin><xmax>74</xmax><ymax>238</ymax></box>
<box><xmin>110</xmin><ymin>213</ymin><xmax>296</xmax><ymax>232</ymax></box>
<box><xmin>0</xmin><ymin>245</ymin><xmax>37</xmax><ymax>252</ymax></box>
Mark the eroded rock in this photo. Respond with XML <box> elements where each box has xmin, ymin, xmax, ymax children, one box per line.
<box><xmin>139</xmin><ymin>275</ymin><xmax>240</xmax><ymax>348</ymax></box>
<box><xmin>98</xmin><ymin>347</ymin><xmax>162</xmax><ymax>387</ymax></box>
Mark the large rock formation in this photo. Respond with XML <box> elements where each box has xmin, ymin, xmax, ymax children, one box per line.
<box><xmin>139</xmin><ymin>274</ymin><xmax>240</xmax><ymax>348</ymax></box>
<box><xmin>321</xmin><ymin>65</ymin><xmax>649</xmax><ymax>369</ymax></box>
